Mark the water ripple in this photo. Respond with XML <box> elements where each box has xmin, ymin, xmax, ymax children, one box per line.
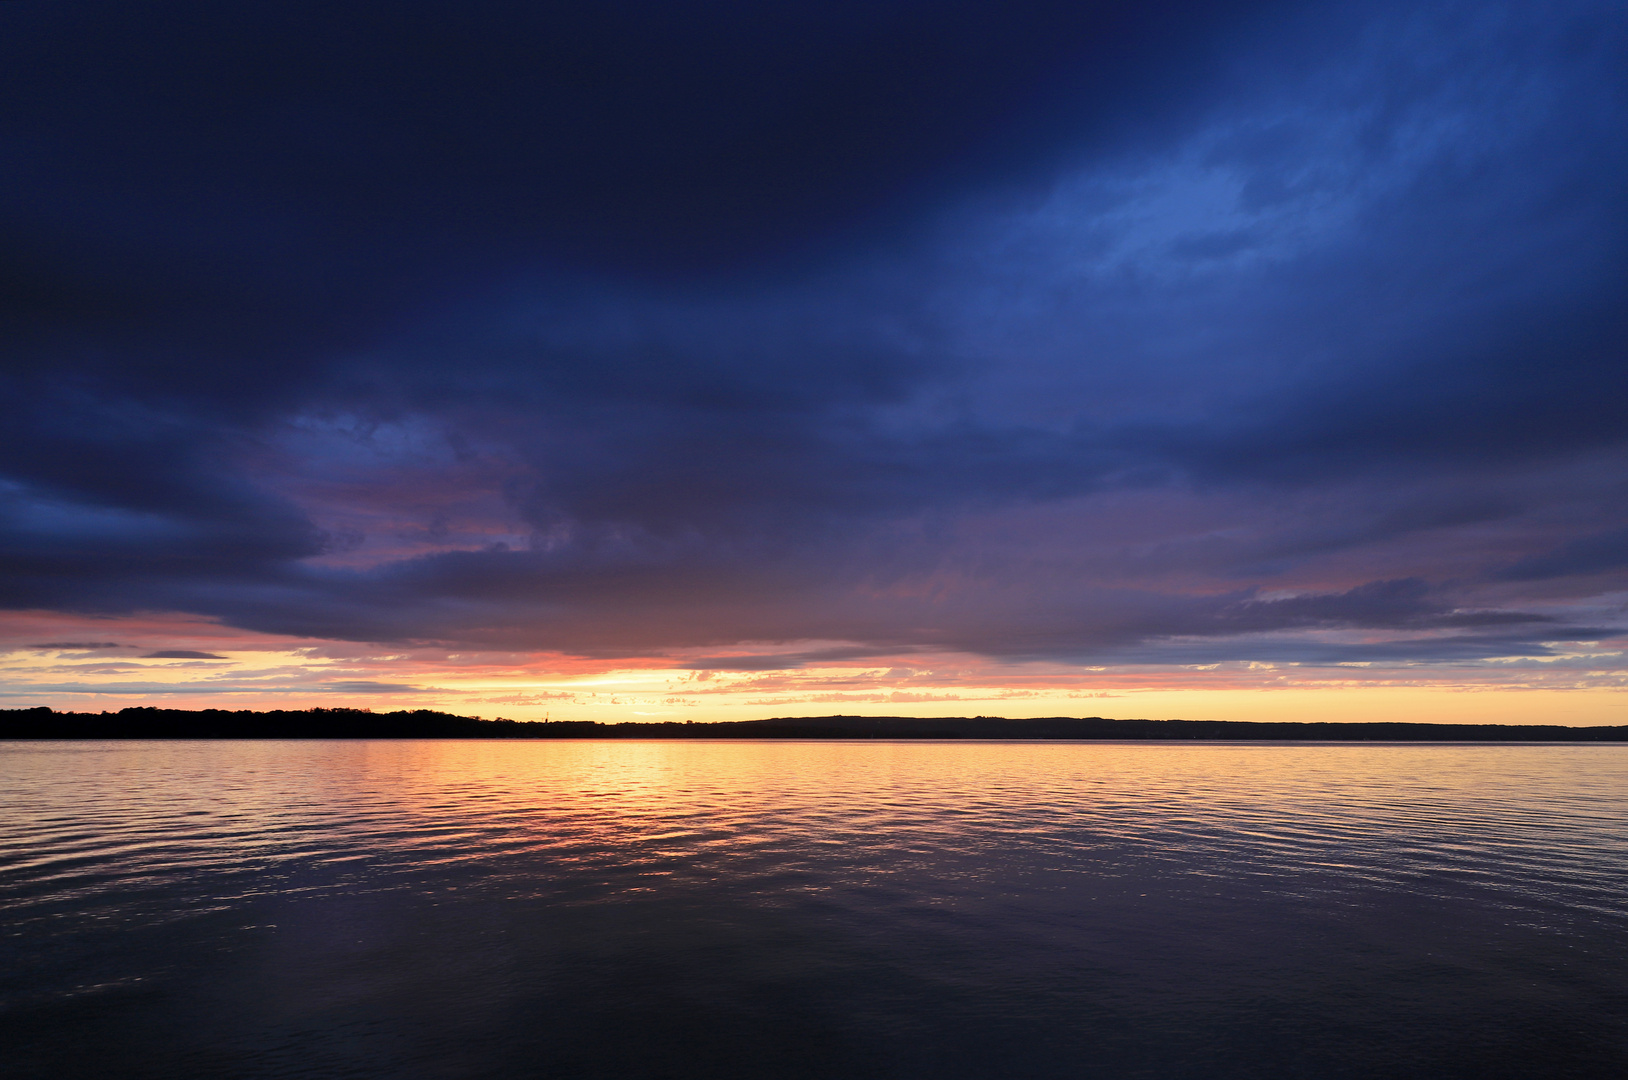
<box><xmin>3</xmin><ymin>740</ymin><xmax>1627</xmax><ymax>1079</ymax></box>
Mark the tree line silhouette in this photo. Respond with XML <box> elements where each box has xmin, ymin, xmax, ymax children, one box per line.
<box><xmin>3</xmin><ymin>706</ymin><xmax>1626</xmax><ymax>740</ymax></box>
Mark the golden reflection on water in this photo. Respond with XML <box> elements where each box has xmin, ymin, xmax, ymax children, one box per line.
<box><xmin>8</xmin><ymin>740</ymin><xmax>1625</xmax><ymax>903</ymax></box>
<box><xmin>5</xmin><ymin>740</ymin><xmax>1628</xmax><ymax>1080</ymax></box>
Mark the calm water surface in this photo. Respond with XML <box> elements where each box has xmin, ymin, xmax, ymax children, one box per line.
<box><xmin>3</xmin><ymin>740</ymin><xmax>1626</xmax><ymax>1079</ymax></box>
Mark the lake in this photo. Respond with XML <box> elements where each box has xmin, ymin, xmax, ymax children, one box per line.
<box><xmin>3</xmin><ymin>739</ymin><xmax>1626</xmax><ymax>1079</ymax></box>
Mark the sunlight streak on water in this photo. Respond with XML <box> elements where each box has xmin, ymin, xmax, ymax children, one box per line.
<box><xmin>3</xmin><ymin>740</ymin><xmax>1627</xmax><ymax>1079</ymax></box>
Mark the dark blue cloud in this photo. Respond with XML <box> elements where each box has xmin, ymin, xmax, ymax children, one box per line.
<box><xmin>1498</xmin><ymin>529</ymin><xmax>1628</xmax><ymax>582</ymax></box>
<box><xmin>2</xmin><ymin>0</ymin><xmax>1625</xmax><ymax>665</ymax></box>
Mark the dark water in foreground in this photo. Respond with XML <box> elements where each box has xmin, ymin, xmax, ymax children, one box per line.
<box><xmin>3</xmin><ymin>741</ymin><xmax>1626</xmax><ymax>1079</ymax></box>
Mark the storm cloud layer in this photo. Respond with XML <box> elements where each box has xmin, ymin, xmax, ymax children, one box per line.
<box><xmin>3</xmin><ymin>0</ymin><xmax>1625</xmax><ymax>670</ymax></box>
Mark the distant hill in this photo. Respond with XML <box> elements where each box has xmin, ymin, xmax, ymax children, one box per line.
<box><xmin>3</xmin><ymin>706</ymin><xmax>1627</xmax><ymax>741</ymax></box>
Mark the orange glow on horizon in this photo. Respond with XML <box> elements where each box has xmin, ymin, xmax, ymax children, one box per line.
<box><xmin>2</xmin><ymin>610</ymin><xmax>1624</xmax><ymax>726</ymax></box>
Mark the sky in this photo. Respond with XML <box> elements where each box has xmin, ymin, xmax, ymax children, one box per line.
<box><xmin>3</xmin><ymin>0</ymin><xmax>1626</xmax><ymax>724</ymax></box>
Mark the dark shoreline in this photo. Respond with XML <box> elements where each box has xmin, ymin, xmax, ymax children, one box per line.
<box><xmin>4</xmin><ymin>706</ymin><xmax>1627</xmax><ymax>741</ymax></box>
